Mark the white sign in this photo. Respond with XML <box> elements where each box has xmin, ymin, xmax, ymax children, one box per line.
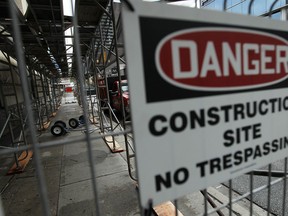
<box><xmin>122</xmin><ymin>1</ymin><xmax>288</xmax><ymax>208</ymax></box>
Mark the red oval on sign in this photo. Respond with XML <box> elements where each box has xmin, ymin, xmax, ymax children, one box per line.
<box><xmin>155</xmin><ymin>28</ymin><xmax>288</xmax><ymax>91</ymax></box>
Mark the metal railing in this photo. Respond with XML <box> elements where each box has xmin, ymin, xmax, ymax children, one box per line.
<box><xmin>0</xmin><ymin>0</ymin><xmax>288</xmax><ymax>215</ymax></box>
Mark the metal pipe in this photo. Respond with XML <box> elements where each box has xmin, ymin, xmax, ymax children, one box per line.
<box><xmin>223</xmin><ymin>0</ymin><xmax>228</xmax><ymax>11</ymax></box>
<box><xmin>0</xmin><ymin>113</ymin><xmax>11</xmax><ymax>139</ymax></box>
<box><xmin>101</xmin><ymin>43</ymin><xmax>125</xmax><ymax>64</ymax></box>
<box><xmin>97</xmin><ymin>17</ymin><xmax>119</xmax><ymax>152</ymax></box>
<box><xmin>200</xmin><ymin>190</ymin><xmax>225</xmax><ymax>216</ymax></box>
<box><xmin>72</xmin><ymin>0</ymin><xmax>101</xmax><ymax>214</ymax></box>
<box><xmin>2</xmin><ymin>50</ymin><xmax>27</xmax><ymax>168</ymax></box>
<box><xmin>207</xmin><ymin>177</ymin><xmax>284</xmax><ymax>215</ymax></box>
<box><xmin>0</xmin><ymin>128</ymin><xmax>132</xmax><ymax>157</ymax></box>
<box><xmin>8</xmin><ymin>2</ymin><xmax>51</xmax><ymax>216</ymax></box>
<box><xmin>267</xmin><ymin>164</ymin><xmax>272</xmax><ymax>216</ymax></box>
<box><xmin>247</xmin><ymin>170</ymin><xmax>288</xmax><ymax>177</ymax></box>
<box><xmin>248</xmin><ymin>0</ymin><xmax>256</xmax><ymax>15</ymax></box>
<box><xmin>249</xmin><ymin>172</ymin><xmax>253</xmax><ymax>216</ymax></box>
<box><xmin>269</xmin><ymin>0</ymin><xmax>280</xmax><ymax>17</ymax></box>
<box><xmin>229</xmin><ymin>180</ymin><xmax>232</xmax><ymax>216</ymax></box>
<box><xmin>282</xmin><ymin>158</ymin><xmax>287</xmax><ymax>216</ymax></box>
<box><xmin>203</xmin><ymin>189</ymin><xmax>208</xmax><ymax>214</ymax></box>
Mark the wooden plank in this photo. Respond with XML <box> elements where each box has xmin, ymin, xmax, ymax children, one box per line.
<box><xmin>39</xmin><ymin>121</ymin><xmax>51</xmax><ymax>131</ymax></box>
<box><xmin>134</xmin><ymin>184</ymin><xmax>183</xmax><ymax>216</ymax></box>
<box><xmin>7</xmin><ymin>150</ymin><xmax>33</xmax><ymax>175</ymax></box>
<box><xmin>43</xmin><ymin>121</ymin><xmax>51</xmax><ymax>129</ymax></box>
<box><xmin>89</xmin><ymin>117</ymin><xmax>98</xmax><ymax>124</ymax></box>
<box><xmin>101</xmin><ymin>133</ymin><xmax>124</xmax><ymax>153</ymax></box>
<box><xmin>153</xmin><ymin>201</ymin><xmax>184</xmax><ymax>216</ymax></box>
<box><xmin>51</xmin><ymin>112</ymin><xmax>57</xmax><ymax>117</ymax></box>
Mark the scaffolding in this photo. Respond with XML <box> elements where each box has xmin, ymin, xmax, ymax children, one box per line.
<box><xmin>0</xmin><ymin>0</ymin><xmax>288</xmax><ymax>215</ymax></box>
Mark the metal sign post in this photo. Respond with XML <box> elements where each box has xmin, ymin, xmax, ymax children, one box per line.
<box><xmin>122</xmin><ymin>1</ymin><xmax>288</xmax><ymax>208</ymax></box>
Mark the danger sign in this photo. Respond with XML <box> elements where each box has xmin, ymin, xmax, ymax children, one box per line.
<box><xmin>122</xmin><ymin>1</ymin><xmax>288</xmax><ymax>208</ymax></box>
<box><xmin>156</xmin><ymin>28</ymin><xmax>288</xmax><ymax>91</ymax></box>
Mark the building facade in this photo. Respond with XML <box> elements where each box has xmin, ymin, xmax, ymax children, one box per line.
<box><xmin>200</xmin><ymin>0</ymin><xmax>288</xmax><ymax>20</ymax></box>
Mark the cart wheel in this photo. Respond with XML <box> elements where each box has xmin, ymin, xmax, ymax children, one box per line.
<box><xmin>69</xmin><ymin>118</ymin><xmax>79</xmax><ymax>129</ymax></box>
<box><xmin>79</xmin><ymin>115</ymin><xmax>85</xmax><ymax>124</ymax></box>
<box><xmin>54</xmin><ymin>120</ymin><xmax>67</xmax><ymax>128</ymax></box>
<box><xmin>51</xmin><ymin>124</ymin><xmax>65</xmax><ymax>136</ymax></box>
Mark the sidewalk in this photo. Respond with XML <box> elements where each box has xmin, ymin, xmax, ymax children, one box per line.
<box><xmin>0</xmin><ymin>100</ymin><xmax>269</xmax><ymax>215</ymax></box>
<box><xmin>1</xmin><ymin>101</ymin><xmax>140</xmax><ymax>216</ymax></box>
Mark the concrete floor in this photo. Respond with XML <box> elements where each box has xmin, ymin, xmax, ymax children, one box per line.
<box><xmin>0</xmin><ymin>96</ymin><xmax>270</xmax><ymax>216</ymax></box>
<box><xmin>0</xmin><ymin>101</ymin><xmax>140</xmax><ymax>216</ymax></box>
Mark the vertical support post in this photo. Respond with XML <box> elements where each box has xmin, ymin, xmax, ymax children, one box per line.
<box><xmin>31</xmin><ymin>68</ymin><xmax>42</xmax><ymax>130</ymax></box>
<box><xmin>110</xmin><ymin>0</ymin><xmax>135</xmax><ymax>179</ymax></box>
<box><xmin>44</xmin><ymin>76</ymin><xmax>53</xmax><ymax>118</ymax></box>
<box><xmin>50</xmin><ymin>78</ymin><xmax>57</xmax><ymax>112</ymax></box>
<box><xmin>39</xmin><ymin>73</ymin><xmax>49</xmax><ymax>123</ymax></box>
<box><xmin>2</xmin><ymin>51</ymin><xmax>29</xmax><ymax>167</ymax></box>
<box><xmin>282</xmin><ymin>158</ymin><xmax>287</xmax><ymax>216</ymax></box>
<box><xmin>229</xmin><ymin>179</ymin><xmax>232</xmax><ymax>216</ymax></box>
<box><xmin>99</xmin><ymin>21</ymin><xmax>117</xmax><ymax>149</ymax></box>
<box><xmin>249</xmin><ymin>172</ymin><xmax>254</xmax><ymax>215</ymax></box>
<box><xmin>111</xmin><ymin>0</ymin><xmax>126</xmax><ymax>122</ymax></box>
<box><xmin>267</xmin><ymin>164</ymin><xmax>272</xmax><ymax>216</ymax></box>
<box><xmin>9</xmin><ymin>2</ymin><xmax>50</xmax><ymax>215</ymax></box>
<box><xmin>72</xmin><ymin>1</ymin><xmax>100</xmax><ymax>214</ymax></box>
<box><xmin>89</xmin><ymin>51</ymin><xmax>98</xmax><ymax>124</ymax></box>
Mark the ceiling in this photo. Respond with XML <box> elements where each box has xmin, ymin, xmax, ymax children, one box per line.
<box><xmin>0</xmin><ymin>0</ymin><xmax>109</xmax><ymax>78</ymax></box>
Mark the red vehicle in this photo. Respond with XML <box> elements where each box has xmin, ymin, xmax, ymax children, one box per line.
<box><xmin>110</xmin><ymin>80</ymin><xmax>130</xmax><ymax>114</ymax></box>
<box><xmin>98</xmin><ymin>77</ymin><xmax>130</xmax><ymax>114</ymax></box>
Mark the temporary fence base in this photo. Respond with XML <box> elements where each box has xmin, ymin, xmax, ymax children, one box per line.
<box><xmin>51</xmin><ymin>112</ymin><xmax>57</xmax><ymax>117</ymax></box>
<box><xmin>153</xmin><ymin>201</ymin><xmax>184</xmax><ymax>216</ymax></box>
<box><xmin>7</xmin><ymin>150</ymin><xmax>33</xmax><ymax>175</ymax></box>
<box><xmin>101</xmin><ymin>133</ymin><xmax>124</xmax><ymax>153</ymax></box>
<box><xmin>89</xmin><ymin>117</ymin><xmax>98</xmax><ymax>124</ymax></box>
<box><xmin>39</xmin><ymin>121</ymin><xmax>52</xmax><ymax>131</ymax></box>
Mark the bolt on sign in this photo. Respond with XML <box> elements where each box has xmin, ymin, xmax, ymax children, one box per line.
<box><xmin>122</xmin><ymin>1</ymin><xmax>288</xmax><ymax>208</ymax></box>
